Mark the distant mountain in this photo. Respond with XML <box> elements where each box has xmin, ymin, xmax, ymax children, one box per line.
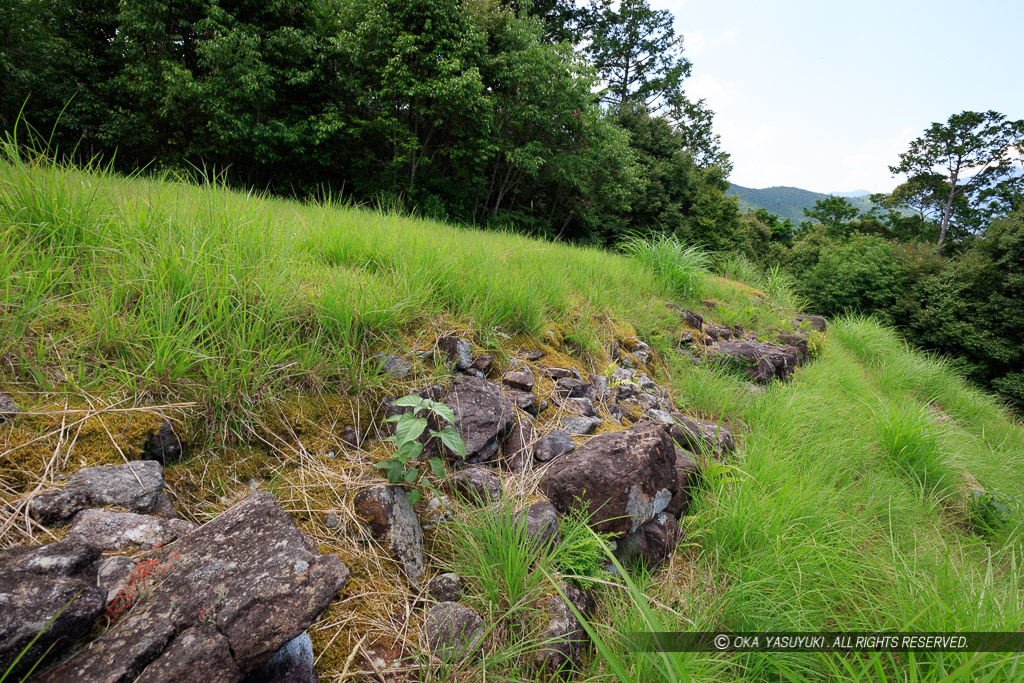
<box><xmin>830</xmin><ymin>190</ymin><xmax>872</xmax><ymax>198</ymax></box>
<box><xmin>727</xmin><ymin>184</ymin><xmax>877</xmax><ymax>224</ymax></box>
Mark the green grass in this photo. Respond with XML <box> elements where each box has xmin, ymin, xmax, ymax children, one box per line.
<box><xmin>0</xmin><ymin>144</ymin><xmax>782</xmax><ymax>438</ymax></box>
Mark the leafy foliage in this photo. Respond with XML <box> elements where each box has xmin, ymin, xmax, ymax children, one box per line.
<box><xmin>378</xmin><ymin>394</ymin><xmax>465</xmax><ymax>505</ymax></box>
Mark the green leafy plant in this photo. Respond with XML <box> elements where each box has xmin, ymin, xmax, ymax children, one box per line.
<box><xmin>379</xmin><ymin>394</ymin><xmax>465</xmax><ymax>505</ymax></box>
<box><xmin>553</xmin><ymin>508</ymin><xmax>615</xmax><ymax>583</ymax></box>
<box><xmin>969</xmin><ymin>489</ymin><xmax>1017</xmax><ymax>535</ymax></box>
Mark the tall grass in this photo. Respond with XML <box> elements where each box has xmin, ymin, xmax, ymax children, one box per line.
<box><xmin>619</xmin><ymin>234</ymin><xmax>711</xmax><ymax>299</ymax></box>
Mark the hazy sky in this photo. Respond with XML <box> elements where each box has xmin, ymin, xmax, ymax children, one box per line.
<box><xmin>661</xmin><ymin>0</ymin><xmax>1024</xmax><ymax>193</ymax></box>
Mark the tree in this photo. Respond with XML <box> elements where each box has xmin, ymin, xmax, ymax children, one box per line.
<box><xmin>890</xmin><ymin>110</ymin><xmax>1024</xmax><ymax>246</ymax></box>
<box><xmin>801</xmin><ymin>196</ymin><xmax>860</xmax><ymax>234</ymax></box>
<box><xmin>586</xmin><ymin>0</ymin><xmax>691</xmax><ymax>115</ymax></box>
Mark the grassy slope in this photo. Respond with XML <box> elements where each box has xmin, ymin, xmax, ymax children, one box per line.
<box><xmin>3</xmin><ymin>150</ymin><xmax>1024</xmax><ymax>682</ymax></box>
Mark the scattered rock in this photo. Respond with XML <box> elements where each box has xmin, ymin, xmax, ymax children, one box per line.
<box><xmin>444</xmin><ymin>378</ymin><xmax>515</xmax><ymax>464</ymax></box>
<box><xmin>505</xmin><ymin>388</ymin><xmax>538</xmax><ymax>414</ymax></box>
<box><xmin>796</xmin><ymin>314</ymin><xmax>827</xmax><ymax>332</ymax></box>
<box><xmin>448</xmin><ymin>468</ymin><xmax>503</xmax><ymax>504</ymax></box>
<box><xmin>539</xmin><ymin>423</ymin><xmax>676</xmax><ymax>537</ymax></box>
<box><xmin>535</xmin><ymin>583</ymin><xmax>595</xmax><ymax>674</ymax></box>
<box><xmin>561</xmin><ymin>416</ymin><xmax>601</xmax><ymax>436</ymax></box>
<box><xmin>140</xmin><ymin>419</ymin><xmax>185</xmax><ymax>464</ymax></box>
<box><xmin>437</xmin><ymin>336</ymin><xmax>474</xmax><ymax>371</ymax></box>
<box><xmin>647</xmin><ymin>408</ymin><xmax>674</xmax><ymax>425</ymax></box>
<box><xmin>40</xmin><ymin>492</ymin><xmax>348</xmax><ymax>682</ymax></box>
<box><xmin>97</xmin><ymin>555</ymin><xmax>136</xmax><ymax>605</ymax></box>
<box><xmin>0</xmin><ymin>541</ymin><xmax>106</xmax><ymax>679</ymax></box>
<box><xmin>428</xmin><ymin>573</ymin><xmax>464</xmax><ymax>603</ymax></box>
<box><xmin>65</xmin><ymin>509</ymin><xmax>196</xmax><ymax>552</ymax></box>
<box><xmin>421</xmin><ymin>495</ymin><xmax>452</xmax><ymax>532</ymax></box>
<box><xmin>563</xmin><ymin>397</ymin><xmax>598</xmax><ymax>417</ymax></box>
<box><xmin>706</xmin><ymin>340</ymin><xmax>800</xmax><ymax>382</ymax></box>
<box><xmin>32</xmin><ymin>460</ymin><xmax>168</xmax><ymax>526</ymax></box>
<box><xmin>248</xmin><ymin>632</ymin><xmax>318</xmax><ymax>683</ymax></box>
<box><xmin>0</xmin><ymin>392</ymin><xmax>19</xmax><ymax>423</ymax></box>
<box><xmin>677</xmin><ymin>330</ymin><xmax>695</xmax><ymax>346</ymax></box>
<box><xmin>424</xmin><ymin>602</ymin><xmax>485</xmax><ymax>663</ymax></box>
<box><xmin>471</xmin><ymin>355</ymin><xmax>494</xmax><ymax>374</ymax></box>
<box><xmin>324</xmin><ymin>513</ymin><xmax>341</xmax><ymax>530</ymax></box>
<box><xmin>588</xmin><ymin>374</ymin><xmax>609</xmax><ymax>402</ymax></box>
<box><xmin>666</xmin><ymin>303</ymin><xmax>703</xmax><ymax>330</ymax></box>
<box><xmin>704</xmin><ymin>325</ymin><xmax>731</xmax><ymax>342</ymax></box>
<box><xmin>354</xmin><ymin>485</ymin><xmax>425</xmax><ymax>585</ymax></box>
<box><xmin>669</xmin><ymin>415</ymin><xmax>736</xmax><ymax>457</ymax></box>
<box><xmin>501</xmin><ymin>420</ymin><xmax>534</xmax><ymax>472</ymax></box>
<box><xmin>150</xmin><ymin>493</ymin><xmax>180</xmax><ymax>520</ymax></box>
<box><xmin>340</xmin><ymin>425</ymin><xmax>361</xmax><ymax>448</ymax></box>
<box><xmin>609</xmin><ymin>339</ymin><xmax>621</xmax><ymax>361</ymax></box>
<box><xmin>521</xmin><ymin>350</ymin><xmax>544</xmax><ymax>361</ymax></box>
<box><xmin>778</xmin><ymin>332</ymin><xmax>810</xmax><ymax>362</ymax></box>
<box><xmin>614</xmin><ymin>512</ymin><xmax>681</xmax><ymax>567</ymax></box>
<box><xmin>502</xmin><ymin>367</ymin><xmax>535</xmax><ymax>392</ymax></box>
<box><xmin>554</xmin><ymin>378</ymin><xmax>595</xmax><ymax>401</ymax></box>
<box><xmin>665</xmin><ymin>448</ymin><xmax>702</xmax><ymax>517</ymax></box>
<box><xmin>518</xmin><ymin>502</ymin><xmax>561</xmax><ymax>552</ymax></box>
<box><xmin>534</xmin><ymin>431</ymin><xmax>576</xmax><ymax>462</ymax></box>
<box><xmin>543</xmin><ymin>367</ymin><xmax>573</xmax><ymax>380</ymax></box>
<box><xmin>372</xmin><ymin>352</ymin><xmax>412</xmax><ymax>378</ymax></box>
<box><xmin>628</xmin><ymin>340</ymin><xmax>652</xmax><ymax>365</ymax></box>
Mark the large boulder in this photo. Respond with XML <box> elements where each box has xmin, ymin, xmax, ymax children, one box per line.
<box><xmin>0</xmin><ymin>541</ymin><xmax>107</xmax><ymax>679</ymax></box>
<box><xmin>38</xmin><ymin>492</ymin><xmax>348</xmax><ymax>683</ymax></box>
<box><xmin>706</xmin><ymin>340</ymin><xmax>800</xmax><ymax>382</ymax></box>
<box><xmin>795</xmin><ymin>314</ymin><xmax>827</xmax><ymax>332</ymax></box>
<box><xmin>538</xmin><ymin>423</ymin><xmax>676</xmax><ymax>537</ymax></box>
<box><xmin>424</xmin><ymin>602</ymin><xmax>485</xmax><ymax>663</ymax></box>
<box><xmin>534</xmin><ymin>583</ymin><xmax>595</xmax><ymax>674</ymax></box>
<box><xmin>32</xmin><ymin>460</ymin><xmax>168</xmax><ymax>526</ymax></box>
<box><xmin>354</xmin><ymin>485</ymin><xmax>425</xmax><ymax>586</ymax></box>
<box><xmin>443</xmin><ymin>378</ymin><xmax>515</xmax><ymax>464</ymax></box>
<box><xmin>65</xmin><ymin>509</ymin><xmax>196</xmax><ymax>552</ymax></box>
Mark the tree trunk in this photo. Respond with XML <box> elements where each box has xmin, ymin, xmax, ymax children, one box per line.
<box><xmin>938</xmin><ymin>167</ymin><xmax>959</xmax><ymax>247</ymax></box>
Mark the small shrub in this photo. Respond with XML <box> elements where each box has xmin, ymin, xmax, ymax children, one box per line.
<box><xmin>378</xmin><ymin>394</ymin><xmax>465</xmax><ymax>505</ymax></box>
<box><xmin>969</xmin><ymin>489</ymin><xmax>1017</xmax><ymax>535</ymax></box>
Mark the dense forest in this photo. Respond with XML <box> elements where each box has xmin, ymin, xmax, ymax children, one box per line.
<box><xmin>3</xmin><ymin>0</ymin><xmax>1024</xmax><ymax>407</ymax></box>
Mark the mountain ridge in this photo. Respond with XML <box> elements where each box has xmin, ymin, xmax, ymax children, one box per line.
<box><xmin>727</xmin><ymin>183</ymin><xmax>876</xmax><ymax>223</ymax></box>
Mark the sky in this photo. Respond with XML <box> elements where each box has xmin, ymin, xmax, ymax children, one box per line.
<box><xmin>660</xmin><ymin>0</ymin><xmax>1024</xmax><ymax>194</ymax></box>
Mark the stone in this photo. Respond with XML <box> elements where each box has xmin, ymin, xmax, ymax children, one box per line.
<box><xmin>554</xmin><ymin>378</ymin><xmax>596</xmax><ymax>401</ymax></box>
<box><xmin>706</xmin><ymin>340</ymin><xmax>800</xmax><ymax>382</ymax></box>
<box><xmin>669</xmin><ymin>415</ymin><xmax>736</xmax><ymax>457</ymax></box>
<box><xmin>501</xmin><ymin>420</ymin><xmax>534</xmax><ymax>472</ymax></box>
<box><xmin>704</xmin><ymin>325</ymin><xmax>732</xmax><ymax>342</ymax></box>
<box><xmin>620</xmin><ymin>355</ymin><xmax>636</xmax><ymax>369</ymax></box>
<box><xmin>647</xmin><ymin>409</ymin><xmax>674</xmax><ymax>425</ymax></box>
<box><xmin>0</xmin><ymin>541</ymin><xmax>106</xmax><ymax>679</ymax></box>
<box><xmin>471</xmin><ymin>355</ymin><xmax>494</xmax><ymax>374</ymax></box>
<box><xmin>587</xmin><ymin>374</ymin><xmax>609</xmax><ymax>402</ymax></box>
<box><xmin>424</xmin><ymin>602</ymin><xmax>485</xmax><ymax>663</ymax></box>
<box><xmin>427</xmin><ymin>573</ymin><xmax>464</xmax><ymax>603</ymax></box>
<box><xmin>248</xmin><ymin>632</ymin><xmax>318</xmax><ymax>683</ymax></box>
<box><xmin>518</xmin><ymin>502</ymin><xmax>560</xmax><ymax>552</ymax></box>
<box><xmin>609</xmin><ymin>339</ymin><xmax>621</xmax><ymax>361</ymax></box>
<box><xmin>778</xmin><ymin>332</ymin><xmax>810</xmax><ymax>362</ymax></box>
<box><xmin>665</xmin><ymin>448</ymin><xmax>702</xmax><ymax>517</ymax></box>
<box><xmin>610</xmin><ymin>368</ymin><xmax>633</xmax><ymax>383</ymax></box>
<box><xmin>666</xmin><ymin>303</ymin><xmax>703</xmax><ymax>330</ymax></box>
<box><xmin>614</xmin><ymin>512</ymin><xmax>681</xmax><ymax>568</ymax></box>
<box><xmin>677</xmin><ymin>330</ymin><xmax>695</xmax><ymax>346</ymax></box>
<box><xmin>139</xmin><ymin>419</ymin><xmax>185</xmax><ymax>464</ymax></box>
<box><xmin>0</xmin><ymin>392</ymin><xmax>19</xmax><ymax>423</ymax></box>
<box><xmin>607</xmin><ymin>404</ymin><xmax>623</xmax><ymax>424</ymax></box>
<box><xmin>372</xmin><ymin>352</ymin><xmax>411</xmax><ymax>378</ymax></box>
<box><xmin>521</xmin><ymin>350</ymin><xmax>544</xmax><ymax>361</ymax></box>
<box><xmin>421</xmin><ymin>495</ymin><xmax>452</xmax><ymax>532</ymax></box>
<box><xmin>39</xmin><ymin>492</ymin><xmax>348</xmax><ymax>682</ymax></box>
<box><xmin>97</xmin><ymin>555</ymin><xmax>136</xmax><ymax>605</ymax></box>
<box><xmin>539</xmin><ymin>423</ymin><xmax>676</xmax><ymax>537</ymax></box>
<box><xmin>535</xmin><ymin>583</ymin><xmax>595</xmax><ymax>674</ymax></box>
<box><xmin>354</xmin><ymin>486</ymin><xmax>424</xmax><ymax>585</ymax></box>
<box><xmin>443</xmin><ymin>378</ymin><xmax>515</xmax><ymax>464</ymax></box>
<box><xmin>448</xmin><ymin>468</ymin><xmax>503</xmax><ymax>504</ymax></box>
<box><xmin>533</xmin><ymin>431</ymin><xmax>576</xmax><ymax>463</ymax></box>
<box><xmin>437</xmin><ymin>336</ymin><xmax>474</xmax><ymax>371</ymax></box>
<box><xmin>501</xmin><ymin>367</ymin><xmax>535</xmax><ymax>392</ymax></box>
<box><xmin>65</xmin><ymin>509</ymin><xmax>196</xmax><ymax>552</ymax></box>
<box><xmin>460</xmin><ymin>368</ymin><xmax>485</xmax><ymax>379</ymax></box>
<box><xmin>543</xmin><ymin>367</ymin><xmax>573</xmax><ymax>380</ymax></box>
<box><xmin>150</xmin><ymin>493</ymin><xmax>180</xmax><ymax>520</ymax></box>
<box><xmin>340</xmin><ymin>425</ymin><xmax>361</xmax><ymax>448</ymax></box>
<box><xmin>796</xmin><ymin>314</ymin><xmax>827</xmax><ymax>332</ymax></box>
<box><xmin>563</xmin><ymin>397</ymin><xmax>597</xmax><ymax>417</ymax></box>
<box><xmin>32</xmin><ymin>460</ymin><xmax>168</xmax><ymax>526</ymax></box>
<box><xmin>561</xmin><ymin>416</ymin><xmax>601</xmax><ymax>436</ymax></box>
<box><xmin>628</xmin><ymin>340</ymin><xmax>652</xmax><ymax>365</ymax></box>
<box><xmin>504</xmin><ymin>388</ymin><xmax>537</xmax><ymax>413</ymax></box>
<box><xmin>324</xmin><ymin>513</ymin><xmax>341</xmax><ymax>530</ymax></box>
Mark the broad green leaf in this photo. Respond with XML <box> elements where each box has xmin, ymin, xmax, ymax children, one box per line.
<box><xmin>394</xmin><ymin>416</ymin><xmax>428</xmax><ymax>446</ymax></box>
<box><xmin>404</xmin><ymin>467</ymin><xmax>419</xmax><ymax>483</ymax></box>
<box><xmin>437</xmin><ymin>427</ymin><xmax>466</xmax><ymax>457</ymax></box>
<box><xmin>429</xmin><ymin>457</ymin><xmax>446</xmax><ymax>478</ymax></box>
<box><xmin>400</xmin><ymin>441</ymin><xmax>424</xmax><ymax>461</ymax></box>
<box><xmin>430</xmin><ymin>403</ymin><xmax>457</xmax><ymax>426</ymax></box>
<box><xmin>386</xmin><ymin>461</ymin><xmax>404</xmax><ymax>483</ymax></box>
<box><xmin>406</xmin><ymin>489</ymin><xmax>420</xmax><ymax>505</ymax></box>
<box><xmin>391</xmin><ymin>395</ymin><xmax>425</xmax><ymax>408</ymax></box>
